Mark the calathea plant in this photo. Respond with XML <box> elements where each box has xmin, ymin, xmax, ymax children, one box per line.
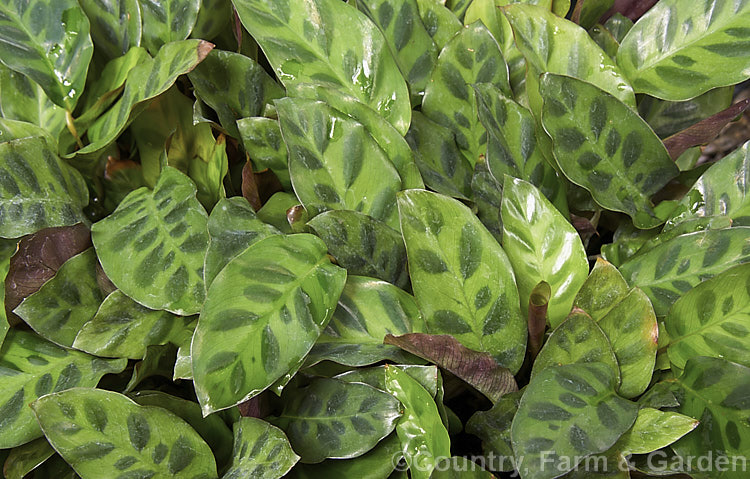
<box><xmin>1</xmin><ymin>0</ymin><xmax>750</xmax><ymax>477</ymax></box>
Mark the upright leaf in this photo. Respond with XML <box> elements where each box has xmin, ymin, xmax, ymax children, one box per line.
<box><xmin>0</xmin><ymin>0</ymin><xmax>92</xmax><ymax>110</ymax></box>
<box><xmin>140</xmin><ymin>0</ymin><xmax>200</xmax><ymax>54</ymax></box>
<box><xmin>471</xmin><ymin>157</ymin><xmax>503</xmax><ymax>242</ymax></box>
<box><xmin>415</xmin><ymin>0</ymin><xmax>463</xmax><ymax>49</ymax></box>
<box><xmin>398</xmin><ymin>190</ymin><xmax>526</xmax><ymax>373</ymax></box>
<box><xmin>573</xmin><ymin>258</ymin><xmax>630</xmax><ymax>321</ymax></box>
<box><xmin>540</xmin><ymin>73</ymin><xmax>679</xmax><ymax>229</ymax></box>
<box><xmin>232</xmin><ymin>0</ymin><xmax>411</xmax><ymax>134</ymax></box>
<box><xmin>238</xmin><ymin>117</ymin><xmax>291</xmax><ymax>189</ymax></box>
<box><xmin>223</xmin><ymin>417</ymin><xmax>299</xmax><ymax>479</ymax></box>
<box><xmin>192</xmin><ymin>234</ymin><xmax>346</xmax><ymax>414</ymax></box>
<box><xmin>0</xmin><ymin>66</ymin><xmax>66</xmax><ymax>139</ymax></box>
<box><xmin>92</xmin><ymin>167</ymin><xmax>210</xmax><ymax>316</ymax></box>
<box><xmin>78</xmin><ymin>0</ymin><xmax>142</xmax><ymax>60</ymax></box>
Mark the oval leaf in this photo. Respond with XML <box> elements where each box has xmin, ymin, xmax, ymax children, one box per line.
<box><xmin>616</xmin><ymin>407</ymin><xmax>698</xmax><ymax>455</ymax></box>
<box><xmin>223</xmin><ymin>417</ymin><xmax>299</xmax><ymax>479</ymax></box>
<box><xmin>573</xmin><ymin>258</ymin><xmax>630</xmax><ymax>321</ymax></box>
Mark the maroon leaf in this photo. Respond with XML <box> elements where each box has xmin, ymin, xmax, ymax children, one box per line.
<box><xmin>384</xmin><ymin>333</ymin><xmax>518</xmax><ymax>402</ymax></box>
<box><xmin>528</xmin><ymin>281</ymin><xmax>551</xmax><ymax>360</ymax></box>
<box><xmin>5</xmin><ymin>224</ymin><xmax>91</xmax><ymax>321</ymax></box>
<box><xmin>601</xmin><ymin>0</ymin><xmax>658</xmax><ymax>21</ymax></box>
<box><xmin>241</xmin><ymin>159</ymin><xmax>262</xmax><ymax>211</ymax></box>
<box><xmin>664</xmin><ymin>99</ymin><xmax>750</xmax><ymax>161</ymax></box>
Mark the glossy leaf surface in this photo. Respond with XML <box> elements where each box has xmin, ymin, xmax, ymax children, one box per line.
<box><xmin>398</xmin><ymin>189</ymin><xmax>526</xmax><ymax>373</ymax></box>
<box><xmin>223</xmin><ymin>417</ymin><xmax>299</xmax><ymax>479</ymax></box>
<box><xmin>238</xmin><ymin>117</ymin><xmax>291</xmax><ymax>190</ymax></box>
<box><xmin>616</xmin><ymin>407</ymin><xmax>698</xmax><ymax>455</ymax></box>
<box><xmin>573</xmin><ymin>258</ymin><xmax>630</xmax><ymax>321</ymax></box>
<box><xmin>2</xmin><ymin>437</ymin><xmax>55</xmax><ymax>479</ymax></box>
<box><xmin>0</xmin><ymin>66</ymin><xmax>66</xmax><ymax>139</ymax></box>
<box><xmin>638</xmin><ymin>86</ymin><xmax>734</xmax><ymax>139</ymax></box>
<box><xmin>140</xmin><ymin>0</ymin><xmax>200</xmax><ymax>54</ymax></box>
<box><xmin>471</xmin><ymin>157</ymin><xmax>503</xmax><ymax>243</ymax></box>
<box><xmin>79</xmin><ymin>0</ymin><xmax>142</xmax><ymax>60</ymax></box>
<box><xmin>415</xmin><ymin>0</ymin><xmax>463</xmax><ymax>49</ymax></box>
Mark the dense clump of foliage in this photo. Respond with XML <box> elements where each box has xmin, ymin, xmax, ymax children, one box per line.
<box><xmin>2</xmin><ymin>0</ymin><xmax>750</xmax><ymax>477</ymax></box>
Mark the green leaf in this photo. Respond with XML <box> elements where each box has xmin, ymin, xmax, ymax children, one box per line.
<box><xmin>511</xmin><ymin>362</ymin><xmax>638</xmax><ymax>479</ymax></box>
<box><xmin>616</xmin><ymin>407</ymin><xmax>698</xmax><ymax>455</ymax></box>
<box><xmin>275</xmin><ymin>377</ymin><xmax>401</xmax><ymax>463</ymax></box>
<box><xmin>335</xmin><ymin>364</ymin><xmax>439</xmax><ymax>397</ymax></box>
<box><xmin>666</xmin><ymin>264</ymin><xmax>750</xmax><ymax>370</ymax></box>
<box><xmin>307</xmin><ymin>210</ymin><xmax>408</xmax><ymax>288</ymax></box>
<box><xmin>31</xmin><ymin>388</ymin><xmax>217</xmax><ymax>478</ymax></box>
<box><xmin>539</xmin><ymin>73</ymin><xmax>679</xmax><ymax>229</ymax></box>
<box><xmin>14</xmin><ymin>249</ymin><xmax>103</xmax><ymax>348</ymax></box>
<box><xmin>2</xmin><ymin>437</ymin><xmax>55</xmax><ymax>479</ymax></box>
<box><xmin>192</xmin><ymin>0</ymin><xmax>233</xmax><ymax>41</ymax></box>
<box><xmin>617</xmin><ymin>0</ymin><xmax>750</xmax><ymax>100</ymax></box>
<box><xmin>471</xmin><ymin>157</ymin><xmax>503</xmax><ymax>243</ymax></box>
<box><xmin>398</xmin><ymin>189</ymin><xmax>526</xmax><ymax>373</ymax></box>
<box><xmin>531</xmin><ymin>309</ymin><xmax>620</xmax><ymax>382</ymax></box>
<box><xmin>30</xmin><ymin>455</ymin><xmax>78</xmax><ymax>479</ymax></box>
<box><xmin>603</xmin><ymin>12</ymin><xmax>633</xmax><ymax>44</ymax></box>
<box><xmin>238</xmin><ymin>117</ymin><xmax>291</xmax><ymax>190</ymax></box>
<box><xmin>0</xmin><ymin>255</ymin><xmax>9</xmax><ymax>347</ymax></box>
<box><xmin>619</xmin><ymin>228</ymin><xmax>750</xmax><ymax>316</ymax></box>
<box><xmin>255</xmin><ymin>192</ymin><xmax>298</xmax><ymax>234</ymax></box>
<box><xmin>223</xmin><ymin>417</ymin><xmax>299</xmax><ymax>479</ymax></box>
<box><xmin>501</xmin><ymin>176</ymin><xmax>588</xmax><ymax>327</ymax></box>
<box><xmin>0</xmin><ymin>0</ymin><xmax>92</xmax><ymax>110</ymax></box>
<box><xmin>233</xmin><ymin>0</ymin><xmax>411</xmax><ymax>134</ymax></box>
<box><xmin>79</xmin><ymin>0</ymin><xmax>142</xmax><ymax>60</ymax></box>
<box><xmin>385</xmin><ymin>365</ymin><xmax>451</xmax><ymax>479</ymax></box>
<box><xmin>72</xmin><ymin>290</ymin><xmax>192</xmax><ymax>359</ymax></box>
<box><xmin>307</xmin><ymin>276</ymin><xmax>423</xmax><ymax>367</ymax></box>
<box><xmin>0</xmin><ymin>136</ymin><xmax>88</xmax><ymax>239</ymax></box>
<box><xmin>355</xmin><ymin>0</ymin><xmax>438</xmax><ymax>97</ymax></box>
<box><xmin>140</xmin><ymin>0</ymin><xmax>200</xmax><ymax>54</ymax></box>
<box><xmin>204</xmin><ymin>197</ymin><xmax>280</xmax><ymax>288</ymax></box>
<box><xmin>0</xmin><ymin>65</ymin><xmax>66</xmax><ymax>139</ymax></box>
<box><xmin>573</xmin><ymin>258</ymin><xmax>630</xmax><ymax>321</ymax></box>
<box><xmin>638</xmin><ymin>86</ymin><xmax>734</xmax><ymax>139</ymax></box>
<box><xmin>422</xmin><ymin>22</ymin><xmax>511</xmax><ymax>166</ymax></box>
<box><xmin>188</xmin><ymin>49</ymin><xmax>284</xmax><ymax>139</ymax></box>
<box><xmin>573</xmin><ymin>0</ymin><xmax>614</xmax><ymax>29</ymax></box>
<box><xmin>124</xmin><ymin>343</ymin><xmax>179</xmax><ymax>392</ymax></box>
<box><xmin>466</xmin><ymin>390</ymin><xmax>523</xmax><ymax>471</ymax></box>
<box><xmin>92</xmin><ymin>167</ymin><xmax>210</xmax><ymax>315</ymax></box>
<box><xmin>276</xmin><ymin>98</ymin><xmax>402</xmax><ymax>229</ymax></box>
<box><xmin>0</xmin><ymin>330</ymin><xmax>126</xmax><ymax>448</ymax></box>
<box><xmin>404</xmin><ymin>111</ymin><xmax>473</xmax><ymax>199</ymax></box>
<box><xmin>415</xmin><ymin>0</ymin><xmax>463</xmax><ymax>49</ymax></box>
<box><xmin>192</xmin><ymin>234</ymin><xmax>347</xmax><ymax>414</ymax></box>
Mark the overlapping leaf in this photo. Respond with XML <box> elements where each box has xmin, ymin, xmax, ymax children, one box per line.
<box><xmin>638</xmin><ymin>86</ymin><xmax>734</xmax><ymax>139</ymax></box>
<box><xmin>79</xmin><ymin>0</ymin><xmax>142</xmax><ymax>60</ymax></box>
<box><xmin>398</xmin><ymin>189</ymin><xmax>526</xmax><ymax>373</ymax></box>
<box><xmin>466</xmin><ymin>390</ymin><xmax>523</xmax><ymax>472</ymax></box>
<box><xmin>2</xmin><ymin>437</ymin><xmax>55</xmax><ymax>479</ymax></box>
<box><xmin>617</xmin><ymin>0</ymin><xmax>750</xmax><ymax>100</ymax></box>
<box><xmin>540</xmin><ymin>73</ymin><xmax>679</xmax><ymax>229</ymax></box>
<box><xmin>471</xmin><ymin>157</ymin><xmax>503</xmax><ymax>242</ymax></box>
<box><xmin>0</xmin><ymin>66</ymin><xmax>66</xmax><ymax>139</ymax></box>
<box><xmin>238</xmin><ymin>117</ymin><xmax>291</xmax><ymax>189</ymax></box>
<box><xmin>616</xmin><ymin>407</ymin><xmax>698</xmax><ymax>455</ymax></box>
<box><xmin>335</xmin><ymin>364</ymin><xmax>439</xmax><ymax>397</ymax></box>
<box><xmin>573</xmin><ymin>258</ymin><xmax>630</xmax><ymax>321</ymax></box>
<box><xmin>192</xmin><ymin>234</ymin><xmax>346</xmax><ymax>414</ymax></box>
<box><xmin>223</xmin><ymin>417</ymin><xmax>299</xmax><ymax>479</ymax></box>
<box><xmin>140</xmin><ymin>0</ymin><xmax>200</xmax><ymax>54</ymax></box>
<box><xmin>32</xmin><ymin>388</ymin><xmax>217</xmax><ymax>478</ymax></box>
<box><xmin>0</xmin><ymin>330</ymin><xmax>126</xmax><ymax>448</ymax></box>
<box><xmin>0</xmin><ymin>255</ymin><xmax>9</xmax><ymax>347</ymax></box>
<box><xmin>232</xmin><ymin>0</ymin><xmax>411</xmax><ymax>134</ymax></box>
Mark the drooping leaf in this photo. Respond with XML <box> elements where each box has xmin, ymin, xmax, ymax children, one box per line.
<box><xmin>204</xmin><ymin>197</ymin><xmax>280</xmax><ymax>288</ymax></box>
<box><xmin>539</xmin><ymin>73</ymin><xmax>679</xmax><ymax>229</ymax></box>
<box><xmin>573</xmin><ymin>258</ymin><xmax>630</xmax><ymax>321</ymax></box>
<box><xmin>385</xmin><ymin>365</ymin><xmax>451</xmax><ymax>479</ymax></box>
<box><xmin>140</xmin><ymin>0</ymin><xmax>200</xmax><ymax>54</ymax></box>
<box><xmin>307</xmin><ymin>210</ymin><xmax>408</xmax><ymax>288</ymax></box>
<box><xmin>471</xmin><ymin>157</ymin><xmax>503</xmax><ymax>243</ymax></box>
<box><xmin>78</xmin><ymin>0</ymin><xmax>142</xmax><ymax>60</ymax></box>
<box><xmin>415</xmin><ymin>0</ymin><xmax>463</xmax><ymax>49</ymax></box>
<box><xmin>511</xmin><ymin>362</ymin><xmax>639</xmax><ymax>479</ymax></box>
<box><xmin>2</xmin><ymin>437</ymin><xmax>55</xmax><ymax>479</ymax></box>
<box><xmin>616</xmin><ymin>407</ymin><xmax>698</xmax><ymax>455</ymax></box>
<box><xmin>0</xmin><ymin>137</ymin><xmax>88</xmax><ymax>239</ymax></box>
<box><xmin>232</xmin><ymin>0</ymin><xmax>411</xmax><ymax>134</ymax></box>
<box><xmin>466</xmin><ymin>390</ymin><xmax>523</xmax><ymax>472</ymax></box>
<box><xmin>398</xmin><ymin>189</ymin><xmax>526</xmax><ymax>373</ymax></box>
<box><xmin>92</xmin><ymin>167</ymin><xmax>209</xmax><ymax>315</ymax></box>
<box><xmin>276</xmin><ymin>98</ymin><xmax>402</xmax><ymax>229</ymax></box>
<box><xmin>617</xmin><ymin>0</ymin><xmax>750</xmax><ymax>100</ymax></box>
<box><xmin>31</xmin><ymin>388</ymin><xmax>217</xmax><ymax>478</ymax></box>
<box><xmin>0</xmin><ymin>0</ymin><xmax>92</xmax><ymax>110</ymax></box>
<box><xmin>274</xmin><ymin>377</ymin><xmax>401</xmax><ymax>463</ymax></box>
<box><xmin>619</xmin><ymin>228</ymin><xmax>750</xmax><ymax>316</ymax></box>
<box><xmin>222</xmin><ymin>417</ymin><xmax>299</xmax><ymax>479</ymax></box>
<box><xmin>421</xmin><ymin>22</ymin><xmax>511</xmax><ymax>166</ymax></box>
<box><xmin>638</xmin><ymin>86</ymin><xmax>734</xmax><ymax>139</ymax></box>
<box><xmin>501</xmin><ymin>176</ymin><xmax>588</xmax><ymax>327</ymax></box>
<box><xmin>192</xmin><ymin>234</ymin><xmax>347</xmax><ymax>414</ymax></box>
<box><xmin>238</xmin><ymin>117</ymin><xmax>291</xmax><ymax>190</ymax></box>
<box><xmin>14</xmin><ymin>249</ymin><xmax>103</xmax><ymax>348</ymax></box>
<box><xmin>0</xmin><ymin>330</ymin><xmax>126</xmax><ymax>448</ymax></box>
<box><xmin>0</xmin><ymin>66</ymin><xmax>66</xmax><ymax>139</ymax></box>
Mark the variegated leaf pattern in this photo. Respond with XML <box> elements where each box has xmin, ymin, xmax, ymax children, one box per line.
<box><xmin>573</xmin><ymin>258</ymin><xmax>630</xmax><ymax>321</ymax></box>
<box><xmin>232</xmin><ymin>0</ymin><xmax>411</xmax><ymax>134</ymax></box>
<box><xmin>540</xmin><ymin>73</ymin><xmax>679</xmax><ymax>229</ymax></box>
<box><xmin>511</xmin><ymin>363</ymin><xmax>638</xmax><ymax>479</ymax></box>
<box><xmin>286</xmin><ymin>434</ymin><xmax>401</xmax><ymax>478</ymax></box>
<box><xmin>223</xmin><ymin>417</ymin><xmax>299</xmax><ymax>479</ymax></box>
<box><xmin>238</xmin><ymin>117</ymin><xmax>291</xmax><ymax>190</ymax></box>
<box><xmin>471</xmin><ymin>157</ymin><xmax>503</xmax><ymax>243</ymax></box>
<box><xmin>414</xmin><ymin>0</ymin><xmax>463</xmax><ymax>49</ymax></box>
<box><xmin>72</xmin><ymin>290</ymin><xmax>192</xmax><ymax>360</ymax></box>
<box><xmin>616</xmin><ymin>407</ymin><xmax>698</xmax><ymax>455</ymax></box>
<box><xmin>0</xmin><ymin>330</ymin><xmax>126</xmax><ymax>448</ymax></box>
<box><xmin>139</xmin><ymin>0</ymin><xmax>200</xmax><ymax>54</ymax></box>
<box><xmin>78</xmin><ymin>0</ymin><xmax>142</xmax><ymax>60</ymax></box>
<box><xmin>0</xmin><ymin>136</ymin><xmax>88</xmax><ymax>239</ymax></box>
<box><xmin>638</xmin><ymin>86</ymin><xmax>734</xmax><ymax>139</ymax></box>
<box><xmin>501</xmin><ymin>177</ymin><xmax>588</xmax><ymax>327</ymax></box>
<box><xmin>188</xmin><ymin>49</ymin><xmax>284</xmax><ymax>139</ymax></box>
<box><xmin>620</xmin><ymin>228</ymin><xmax>750</xmax><ymax>316</ymax></box>
<box><xmin>275</xmin><ymin>377</ymin><xmax>401</xmax><ymax>463</ymax></box>
<box><xmin>74</xmin><ymin>39</ymin><xmax>213</xmax><ymax>158</ymax></box>
<box><xmin>0</xmin><ymin>65</ymin><xmax>66</xmax><ymax>139</ymax></box>
<box><xmin>3</xmin><ymin>437</ymin><xmax>55</xmax><ymax>479</ymax></box>
<box><xmin>276</xmin><ymin>98</ymin><xmax>402</xmax><ymax>229</ymax></box>
<box><xmin>617</xmin><ymin>0</ymin><xmax>750</xmax><ymax>100</ymax></box>
<box><xmin>356</xmin><ymin>0</ymin><xmax>438</xmax><ymax>97</ymax></box>
<box><xmin>14</xmin><ymin>249</ymin><xmax>103</xmax><ymax>348</ymax></box>
<box><xmin>666</xmin><ymin>264</ymin><xmax>750</xmax><ymax>370</ymax></box>
<box><xmin>307</xmin><ymin>210</ymin><xmax>409</xmax><ymax>288</ymax></box>
<box><xmin>0</xmin><ymin>0</ymin><xmax>93</xmax><ymax>110</ymax></box>
<box><xmin>31</xmin><ymin>388</ymin><xmax>217</xmax><ymax>478</ymax></box>
<box><xmin>192</xmin><ymin>0</ymin><xmax>233</xmax><ymax>40</ymax></box>
<box><xmin>92</xmin><ymin>167</ymin><xmax>210</xmax><ymax>316</ymax></box>
<box><xmin>405</xmin><ymin>111</ymin><xmax>473</xmax><ymax>199</ymax></box>
<box><xmin>306</xmin><ymin>276</ymin><xmax>424</xmax><ymax>367</ymax></box>
<box><xmin>1</xmin><ymin>254</ymin><xmax>9</xmax><ymax>347</ymax></box>
<box><xmin>335</xmin><ymin>364</ymin><xmax>439</xmax><ymax>397</ymax></box>
<box><xmin>465</xmin><ymin>390</ymin><xmax>523</xmax><ymax>471</ymax></box>
<box><xmin>204</xmin><ymin>197</ymin><xmax>280</xmax><ymax>288</ymax></box>
<box><xmin>192</xmin><ymin>234</ymin><xmax>346</xmax><ymax>414</ymax></box>
<box><xmin>0</xmin><ymin>118</ymin><xmax>54</xmax><ymax>144</ymax></box>
<box><xmin>421</xmin><ymin>21</ymin><xmax>511</xmax><ymax>166</ymax></box>
<box><xmin>604</xmin><ymin>12</ymin><xmax>633</xmax><ymax>44</ymax></box>
<box><xmin>398</xmin><ymin>189</ymin><xmax>526</xmax><ymax>373</ymax></box>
